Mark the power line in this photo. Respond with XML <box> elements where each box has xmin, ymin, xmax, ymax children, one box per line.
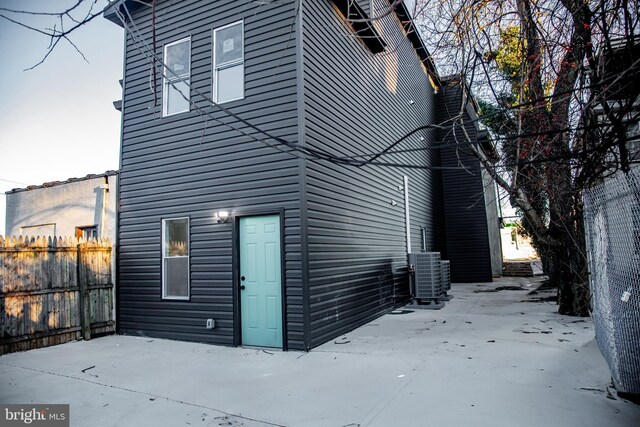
<box><xmin>337</xmin><ymin>118</ymin><xmax>631</xmax><ymax>162</ymax></box>
<box><xmin>117</xmin><ymin>5</ymin><xmax>308</xmax><ymax>160</ymax></box>
<box><xmin>120</xmin><ymin>0</ymin><xmax>352</xmax><ymax>168</ymax></box>
<box><xmin>115</xmin><ymin>1</ymin><xmax>638</xmax><ymax>174</ymax></box>
<box><xmin>0</xmin><ymin>178</ymin><xmax>29</xmax><ymax>186</ymax></box>
<box><xmin>117</xmin><ymin>2</ymin><xmax>463</xmax><ymax>172</ymax></box>
<box><xmin>117</xmin><ymin>2</ymin><xmax>486</xmax><ymax>172</ymax></box>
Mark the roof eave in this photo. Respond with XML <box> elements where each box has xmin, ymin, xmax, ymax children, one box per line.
<box><xmin>391</xmin><ymin>1</ymin><xmax>441</xmax><ymax>88</ymax></box>
<box><xmin>104</xmin><ymin>0</ymin><xmax>150</xmax><ymax>27</ymax></box>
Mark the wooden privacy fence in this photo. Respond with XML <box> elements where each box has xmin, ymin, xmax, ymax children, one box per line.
<box><xmin>0</xmin><ymin>236</ymin><xmax>114</xmax><ymax>354</ymax></box>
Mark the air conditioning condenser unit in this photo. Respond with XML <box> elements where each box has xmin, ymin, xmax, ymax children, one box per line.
<box><xmin>408</xmin><ymin>252</ymin><xmax>445</xmax><ymax>309</ymax></box>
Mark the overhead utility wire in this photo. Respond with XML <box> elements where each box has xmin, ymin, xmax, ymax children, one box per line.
<box><xmin>118</xmin><ymin>2</ymin><xmax>362</xmax><ymax>168</ymax></box>
<box><xmin>358</xmin><ymin>88</ymin><xmax>639</xmax><ymax>166</ymax></box>
<box><xmin>362</xmin><ymin>144</ymin><xmax>640</xmax><ymax>171</ymax></box>
<box><xmin>118</xmin><ymin>6</ymin><xmax>298</xmax><ymax>158</ymax></box>
<box><xmin>117</xmin><ymin>4</ymin><xmax>442</xmax><ymax>170</ymax></box>
<box><xmin>353</xmin><ymin>77</ymin><xmax>639</xmax><ymax>166</ymax></box>
<box><xmin>337</xmin><ymin>118</ymin><xmax>631</xmax><ymax>161</ymax></box>
<box><xmin>118</xmin><ymin>1</ymin><xmax>452</xmax><ymax>167</ymax></box>
<box><xmin>117</xmin><ymin>2</ymin><xmax>636</xmax><ymax>172</ymax></box>
<box><xmin>5</xmin><ymin>0</ymin><xmax>636</xmax><ymax>165</ymax></box>
<box><xmin>118</xmin><ymin>6</ymin><xmax>311</xmax><ymax>161</ymax></box>
<box><xmin>0</xmin><ymin>178</ymin><xmax>30</xmax><ymax>186</ymax></box>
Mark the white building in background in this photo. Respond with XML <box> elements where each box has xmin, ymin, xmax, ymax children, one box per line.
<box><xmin>4</xmin><ymin>171</ymin><xmax>117</xmax><ymax>242</ymax></box>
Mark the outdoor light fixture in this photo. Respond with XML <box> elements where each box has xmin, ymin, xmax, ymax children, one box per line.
<box><xmin>215</xmin><ymin>210</ymin><xmax>231</xmax><ymax>223</ymax></box>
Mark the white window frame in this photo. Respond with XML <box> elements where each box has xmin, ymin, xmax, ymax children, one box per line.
<box><xmin>161</xmin><ymin>217</ymin><xmax>190</xmax><ymax>300</ymax></box>
<box><xmin>212</xmin><ymin>20</ymin><xmax>245</xmax><ymax>104</ymax></box>
<box><xmin>162</xmin><ymin>37</ymin><xmax>191</xmax><ymax>117</ymax></box>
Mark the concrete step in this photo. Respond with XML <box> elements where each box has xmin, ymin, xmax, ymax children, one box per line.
<box><xmin>503</xmin><ymin>261</ymin><xmax>535</xmax><ymax>277</ymax></box>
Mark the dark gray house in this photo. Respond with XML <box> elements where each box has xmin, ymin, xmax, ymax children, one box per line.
<box><xmin>105</xmin><ymin>0</ymin><xmax>499</xmax><ymax>351</ymax></box>
<box><xmin>437</xmin><ymin>78</ymin><xmax>502</xmax><ymax>282</ymax></box>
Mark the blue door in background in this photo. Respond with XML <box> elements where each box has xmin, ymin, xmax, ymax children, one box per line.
<box><xmin>240</xmin><ymin>215</ymin><xmax>283</xmax><ymax>348</ymax></box>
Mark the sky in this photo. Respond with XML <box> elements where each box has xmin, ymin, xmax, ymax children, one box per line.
<box><xmin>0</xmin><ymin>0</ymin><xmax>124</xmax><ymax>235</ymax></box>
<box><xmin>0</xmin><ymin>0</ymin><xmax>514</xmax><ymax>235</ymax></box>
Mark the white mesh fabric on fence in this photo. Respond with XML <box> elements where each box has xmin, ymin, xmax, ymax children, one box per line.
<box><xmin>584</xmin><ymin>167</ymin><xmax>640</xmax><ymax>395</ymax></box>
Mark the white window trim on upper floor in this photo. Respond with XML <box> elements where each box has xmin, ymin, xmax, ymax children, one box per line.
<box><xmin>212</xmin><ymin>20</ymin><xmax>245</xmax><ymax>104</ymax></box>
<box><xmin>162</xmin><ymin>36</ymin><xmax>192</xmax><ymax>117</ymax></box>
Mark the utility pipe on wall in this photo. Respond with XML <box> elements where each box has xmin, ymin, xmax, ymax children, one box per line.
<box><xmin>404</xmin><ymin>175</ymin><xmax>411</xmax><ymax>254</ymax></box>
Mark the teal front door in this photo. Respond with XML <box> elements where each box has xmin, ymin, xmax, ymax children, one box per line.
<box><xmin>239</xmin><ymin>215</ymin><xmax>283</xmax><ymax>348</ymax></box>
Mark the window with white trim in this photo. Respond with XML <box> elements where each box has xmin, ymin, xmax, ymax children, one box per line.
<box><xmin>163</xmin><ymin>37</ymin><xmax>191</xmax><ymax>116</ymax></box>
<box><xmin>162</xmin><ymin>217</ymin><xmax>190</xmax><ymax>299</ymax></box>
<box><xmin>213</xmin><ymin>21</ymin><xmax>244</xmax><ymax>103</ymax></box>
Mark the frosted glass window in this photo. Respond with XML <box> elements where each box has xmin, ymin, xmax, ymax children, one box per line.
<box><xmin>213</xmin><ymin>21</ymin><xmax>244</xmax><ymax>103</ymax></box>
<box><xmin>215</xmin><ymin>23</ymin><xmax>243</xmax><ymax>65</ymax></box>
<box><xmin>163</xmin><ymin>37</ymin><xmax>191</xmax><ymax>116</ymax></box>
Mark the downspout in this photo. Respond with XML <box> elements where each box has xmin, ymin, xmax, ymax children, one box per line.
<box><xmin>404</xmin><ymin>176</ymin><xmax>413</xmax><ymax>299</ymax></box>
<box><xmin>404</xmin><ymin>176</ymin><xmax>411</xmax><ymax>253</ymax></box>
<box><xmin>496</xmin><ymin>180</ymin><xmax>504</xmax><ymax>225</ymax></box>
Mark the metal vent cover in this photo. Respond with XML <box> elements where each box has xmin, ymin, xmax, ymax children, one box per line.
<box><xmin>408</xmin><ymin>252</ymin><xmax>442</xmax><ymax>299</ymax></box>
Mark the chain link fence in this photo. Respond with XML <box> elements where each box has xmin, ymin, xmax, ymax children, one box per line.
<box><xmin>584</xmin><ymin>167</ymin><xmax>640</xmax><ymax>396</ymax></box>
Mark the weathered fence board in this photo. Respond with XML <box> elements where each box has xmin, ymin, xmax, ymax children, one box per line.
<box><xmin>0</xmin><ymin>236</ymin><xmax>114</xmax><ymax>354</ymax></box>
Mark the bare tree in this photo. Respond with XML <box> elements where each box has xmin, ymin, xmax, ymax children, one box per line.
<box><xmin>415</xmin><ymin>0</ymin><xmax>639</xmax><ymax>315</ymax></box>
<box><xmin>0</xmin><ymin>0</ymin><xmax>114</xmax><ymax>70</ymax></box>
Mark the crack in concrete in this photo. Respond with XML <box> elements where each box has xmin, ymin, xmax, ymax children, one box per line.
<box><xmin>0</xmin><ymin>362</ymin><xmax>285</xmax><ymax>427</ymax></box>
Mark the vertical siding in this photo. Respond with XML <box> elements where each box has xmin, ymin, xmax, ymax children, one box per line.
<box><xmin>437</xmin><ymin>82</ymin><xmax>493</xmax><ymax>283</ymax></box>
<box><xmin>117</xmin><ymin>0</ymin><xmax>304</xmax><ymax>349</ymax></box>
<box><xmin>301</xmin><ymin>0</ymin><xmax>442</xmax><ymax>348</ymax></box>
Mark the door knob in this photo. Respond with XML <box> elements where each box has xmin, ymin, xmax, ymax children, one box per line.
<box><xmin>240</xmin><ymin>285</ymin><xmax>246</xmax><ymax>290</ymax></box>
<box><xmin>241</xmin><ymin>276</ymin><xmax>246</xmax><ymax>281</ymax></box>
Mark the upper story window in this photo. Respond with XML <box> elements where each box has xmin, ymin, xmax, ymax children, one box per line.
<box><xmin>163</xmin><ymin>37</ymin><xmax>191</xmax><ymax>116</ymax></box>
<box><xmin>213</xmin><ymin>21</ymin><xmax>244</xmax><ymax>104</ymax></box>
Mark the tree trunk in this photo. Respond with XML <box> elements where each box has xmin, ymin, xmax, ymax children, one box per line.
<box><xmin>544</xmin><ymin>210</ymin><xmax>590</xmax><ymax>317</ymax></box>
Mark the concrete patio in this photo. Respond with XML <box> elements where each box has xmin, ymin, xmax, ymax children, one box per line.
<box><xmin>1</xmin><ymin>277</ymin><xmax>639</xmax><ymax>426</ymax></box>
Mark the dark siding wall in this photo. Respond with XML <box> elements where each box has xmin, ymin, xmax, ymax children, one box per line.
<box><xmin>301</xmin><ymin>0</ymin><xmax>442</xmax><ymax>348</ymax></box>
<box><xmin>357</xmin><ymin>0</ymin><xmax>372</xmax><ymax>15</ymax></box>
<box><xmin>437</xmin><ymin>83</ymin><xmax>493</xmax><ymax>283</ymax></box>
<box><xmin>117</xmin><ymin>0</ymin><xmax>305</xmax><ymax>349</ymax></box>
